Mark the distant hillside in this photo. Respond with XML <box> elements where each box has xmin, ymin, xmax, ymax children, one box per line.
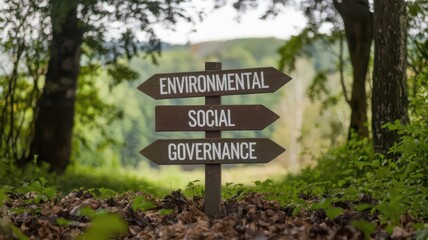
<box><xmin>80</xmin><ymin>37</ymin><xmax>344</xmax><ymax>168</ymax></box>
<box><xmin>189</xmin><ymin>38</ymin><xmax>284</xmax><ymax>64</ymax></box>
<box><xmin>134</xmin><ymin>37</ymin><xmax>337</xmax><ymax>76</ymax></box>
<box><xmin>99</xmin><ymin>38</ymin><xmax>291</xmax><ymax>166</ymax></box>
<box><xmin>146</xmin><ymin>37</ymin><xmax>285</xmax><ymax>70</ymax></box>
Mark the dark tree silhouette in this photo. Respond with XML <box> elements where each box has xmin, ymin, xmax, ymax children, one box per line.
<box><xmin>13</xmin><ymin>0</ymin><xmax>194</xmax><ymax>173</ymax></box>
<box><xmin>372</xmin><ymin>0</ymin><xmax>409</xmax><ymax>156</ymax></box>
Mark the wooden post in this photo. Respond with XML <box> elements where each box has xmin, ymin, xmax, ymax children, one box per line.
<box><xmin>204</xmin><ymin>62</ymin><xmax>222</xmax><ymax>217</ymax></box>
<box><xmin>137</xmin><ymin>62</ymin><xmax>290</xmax><ymax>216</ymax></box>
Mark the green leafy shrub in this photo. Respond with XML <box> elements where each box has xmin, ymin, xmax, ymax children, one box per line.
<box><xmin>184</xmin><ymin>180</ymin><xmax>204</xmax><ymax>198</ymax></box>
<box><xmin>272</xmin><ymin>82</ymin><xmax>428</xmax><ymax>228</ymax></box>
<box><xmin>386</xmin><ymin>84</ymin><xmax>428</xmax><ymax>187</ymax></box>
<box><xmin>77</xmin><ymin>208</ymin><xmax>127</xmax><ymax>240</ymax></box>
<box><xmin>132</xmin><ymin>196</ymin><xmax>155</xmax><ymax>212</ymax></box>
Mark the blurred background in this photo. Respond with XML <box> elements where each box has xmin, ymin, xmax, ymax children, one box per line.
<box><xmin>0</xmin><ymin>0</ymin><xmax>425</xmax><ymax>189</ymax></box>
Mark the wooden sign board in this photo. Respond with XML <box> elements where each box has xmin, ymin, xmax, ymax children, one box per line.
<box><xmin>155</xmin><ymin>105</ymin><xmax>279</xmax><ymax>131</ymax></box>
<box><xmin>138</xmin><ymin>67</ymin><xmax>291</xmax><ymax>99</ymax></box>
<box><xmin>137</xmin><ymin>62</ymin><xmax>291</xmax><ymax>217</ymax></box>
<box><xmin>140</xmin><ymin>138</ymin><xmax>285</xmax><ymax>165</ymax></box>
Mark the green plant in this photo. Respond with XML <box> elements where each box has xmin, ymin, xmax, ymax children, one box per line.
<box><xmin>78</xmin><ymin>211</ymin><xmax>127</xmax><ymax>240</ymax></box>
<box><xmin>132</xmin><ymin>196</ymin><xmax>155</xmax><ymax>212</ymax></box>
<box><xmin>184</xmin><ymin>180</ymin><xmax>203</xmax><ymax>198</ymax></box>
<box><xmin>273</xmin><ymin>98</ymin><xmax>428</xmax><ymax>229</ymax></box>
<box><xmin>386</xmin><ymin>84</ymin><xmax>428</xmax><ymax>187</ymax></box>
<box><xmin>17</xmin><ymin>177</ymin><xmax>56</xmax><ymax>203</ymax></box>
<box><xmin>351</xmin><ymin>220</ymin><xmax>376</xmax><ymax>240</ymax></box>
<box><xmin>158</xmin><ymin>208</ymin><xmax>174</xmax><ymax>215</ymax></box>
<box><xmin>89</xmin><ymin>188</ymin><xmax>117</xmax><ymax>199</ymax></box>
<box><xmin>222</xmin><ymin>182</ymin><xmax>245</xmax><ymax>199</ymax></box>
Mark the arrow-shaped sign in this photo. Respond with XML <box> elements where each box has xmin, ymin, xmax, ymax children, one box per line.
<box><xmin>138</xmin><ymin>67</ymin><xmax>291</xmax><ymax>99</ymax></box>
<box><xmin>155</xmin><ymin>105</ymin><xmax>279</xmax><ymax>131</ymax></box>
<box><xmin>140</xmin><ymin>138</ymin><xmax>285</xmax><ymax>165</ymax></box>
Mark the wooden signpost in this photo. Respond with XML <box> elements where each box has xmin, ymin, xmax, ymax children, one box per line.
<box><xmin>155</xmin><ymin>105</ymin><xmax>279</xmax><ymax>131</ymax></box>
<box><xmin>140</xmin><ymin>138</ymin><xmax>285</xmax><ymax>165</ymax></box>
<box><xmin>138</xmin><ymin>62</ymin><xmax>291</xmax><ymax>217</ymax></box>
<box><xmin>138</xmin><ymin>67</ymin><xmax>291</xmax><ymax>99</ymax></box>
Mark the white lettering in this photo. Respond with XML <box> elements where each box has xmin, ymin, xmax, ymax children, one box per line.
<box><xmin>249</xmin><ymin>142</ymin><xmax>256</xmax><ymax>159</ymax></box>
<box><xmin>189</xmin><ymin>76</ymin><xmax>198</xmax><ymax>93</ymax></box>
<box><xmin>207</xmin><ymin>74</ymin><xmax>216</xmax><ymax>92</ymax></box>
<box><xmin>236</xmin><ymin>73</ymin><xmax>245</xmax><ymax>90</ymax></box>
<box><xmin>195</xmin><ymin>143</ymin><xmax>203</xmax><ymax>160</ymax></box>
<box><xmin>187</xmin><ymin>109</ymin><xmax>235</xmax><ymax>128</ymax></box>
<box><xmin>227</xmin><ymin>109</ymin><xmax>235</xmax><ymax>126</ymax></box>
<box><xmin>206</xmin><ymin>110</ymin><xmax>215</xmax><ymax>127</ymax></box>
<box><xmin>177</xmin><ymin>76</ymin><xmax>185</xmax><ymax>93</ymax></box>
<box><xmin>228</xmin><ymin>73</ymin><xmax>235</xmax><ymax>90</ymax></box>
<box><xmin>160</xmin><ymin>71</ymin><xmax>272</xmax><ymax>95</ymax></box>
<box><xmin>160</xmin><ymin>78</ymin><xmax>167</xmax><ymax>95</ymax></box>
<box><xmin>168</xmin><ymin>144</ymin><xmax>176</xmax><ymax>160</ymax></box>
<box><xmin>260</xmin><ymin>72</ymin><xmax>269</xmax><ymax>88</ymax></box>
<box><xmin>169</xmin><ymin>142</ymin><xmax>260</xmax><ymax>161</ymax></box>
<box><xmin>252</xmin><ymin>72</ymin><xmax>261</xmax><ymax>89</ymax></box>
<box><xmin>188</xmin><ymin>110</ymin><xmax>197</xmax><ymax>127</ymax></box>
<box><xmin>218</xmin><ymin>110</ymin><xmax>227</xmax><ymax>126</ymax></box>
<box><xmin>177</xmin><ymin>143</ymin><xmax>186</xmax><ymax>160</ymax></box>
<box><xmin>167</xmin><ymin>77</ymin><xmax>176</xmax><ymax>94</ymax></box>
<box><xmin>241</xmin><ymin>142</ymin><xmax>249</xmax><ymax>159</ymax></box>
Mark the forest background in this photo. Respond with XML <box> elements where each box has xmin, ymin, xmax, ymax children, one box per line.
<box><xmin>0</xmin><ymin>0</ymin><xmax>427</xmax><ymax>239</ymax></box>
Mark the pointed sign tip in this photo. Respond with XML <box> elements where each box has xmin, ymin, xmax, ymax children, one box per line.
<box><xmin>139</xmin><ymin>148</ymin><xmax>146</xmax><ymax>156</ymax></box>
<box><xmin>140</xmin><ymin>138</ymin><xmax>286</xmax><ymax>165</ymax></box>
<box><xmin>269</xmin><ymin>138</ymin><xmax>286</xmax><ymax>154</ymax></box>
<box><xmin>138</xmin><ymin>67</ymin><xmax>292</xmax><ymax>99</ymax></box>
<box><xmin>139</xmin><ymin>142</ymin><xmax>154</xmax><ymax>158</ymax></box>
<box><xmin>137</xmin><ymin>81</ymin><xmax>146</xmax><ymax>92</ymax></box>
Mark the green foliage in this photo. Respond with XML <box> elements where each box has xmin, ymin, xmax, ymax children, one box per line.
<box><xmin>18</xmin><ymin>177</ymin><xmax>57</xmax><ymax>203</ymax></box>
<box><xmin>215</xmin><ymin>89</ymin><xmax>427</xmax><ymax>230</ymax></box>
<box><xmin>309</xmin><ymin>198</ymin><xmax>343</xmax><ymax>219</ymax></box>
<box><xmin>0</xmin><ymin>0</ymin><xmax>49</xmax><ymax>161</ymax></box>
<box><xmin>407</xmin><ymin>0</ymin><xmax>428</xmax><ymax>97</ymax></box>
<box><xmin>415</xmin><ymin>228</ymin><xmax>428</xmax><ymax>240</ymax></box>
<box><xmin>78</xmin><ymin>211</ymin><xmax>127</xmax><ymax>240</ymax></box>
<box><xmin>222</xmin><ymin>182</ymin><xmax>245</xmax><ymax>199</ymax></box>
<box><xmin>132</xmin><ymin>196</ymin><xmax>155</xmax><ymax>212</ymax></box>
<box><xmin>89</xmin><ymin>188</ymin><xmax>117</xmax><ymax>199</ymax></box>
<box><xmin>278</xmin><ymin>28</ymin><xmax>314</xmax><ymax>72</ymax></box>
<box><xmin>0</xmin><ymin>0</ymin><xmax>196</xmax><ymax>171</ymax></box>
<box><xmin>351</xmin><ymin>220</ymin><xmax>376</xmax><ymax>240</ymax></box>
<box><xmin>56</xmin><ymin>218</ymin><xmax>72</xmax><ymax>226</ymax></box>
<box><xmin>0</xmin><ymin>189</ymin><xmax>6</xmax><ymax>208</ymax></box>
<box><xmin>386</xmin><ymin>83</ymin><xmax>428</xmax><ymax>187</ymax></box>
<box><xmin>0</xmin><ymin>158</ymin><xmax>168</xmax><ymax>202</ymax></box>
<box><xmin>11</xmin><ymin>225</ymin><xmax>29</xmax><ymax>240</ymax></box>
<box><xmin>65</xmin><ymin>38</ymin><xmax>289</xmax><ymax>168</ymax></box>
<box><xmin>158</xmin><ymin>208</ymin><xmax>174</xmax><ymax>215</ymax></box>
<box><xmin>307</xmin><ymin>70</ymin><xmax>341</xmax><ymax>114</ymax></box>
<box><xmin>281</xmin><ymin>86</ymin><xmax>427</xmax><ymax>225</ymax></box>
<box><xmin>184</xmin><ymin>180</ymin><xmax>204</xmax><ymax>198</ymax></box>
<box><xmin>253</xmin><ymin>179</ymin><xmax>279</xmax><ymax>199</ymax></box>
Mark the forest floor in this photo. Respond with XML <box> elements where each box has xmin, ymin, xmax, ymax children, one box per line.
<box><xmin>1</xmin><ymin>189</ymin><xmax>424</xmax><ymax>240</ymax></box>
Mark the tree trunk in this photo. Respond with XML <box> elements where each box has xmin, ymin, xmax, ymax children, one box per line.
<box><xmin>372</xmin><ymin>0</ymin><xmax>409</xmax><ymax>156</ymax></box>
<box><xmin>333</xmin><ymin>0</ymin><xmax>372</xmax><ymax>139</ymax></box>
<box><xmin>23</xmin><ymin>3</ymin><xmax>83</xmax><ymax>173</ymax></box>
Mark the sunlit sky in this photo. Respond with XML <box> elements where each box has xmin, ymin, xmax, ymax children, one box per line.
<box><xmin>154</xmin><ymin>2</ymin><xmax>307</xmax><ymax>44</ymax></box>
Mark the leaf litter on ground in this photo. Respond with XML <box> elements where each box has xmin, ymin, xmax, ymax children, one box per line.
<box><xmin>0</xmin><ymin>189</ymin><xmax>425</xmax><ymax>239</ymax></box>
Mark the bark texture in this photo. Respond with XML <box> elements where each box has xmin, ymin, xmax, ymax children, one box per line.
<box><xmin>372</xmin><ymin>0</ymin><xmax>409</xmax><ymax>156</ymax></box>
<box><xmin>24</xmin><ymin>3</ymin><xmax>83</xmax><ymax>173</ymax></box>
<box><xmin>333</xmin><ymin>0</ymin><xmax>372</xmax><ymax>138</ymax></box>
